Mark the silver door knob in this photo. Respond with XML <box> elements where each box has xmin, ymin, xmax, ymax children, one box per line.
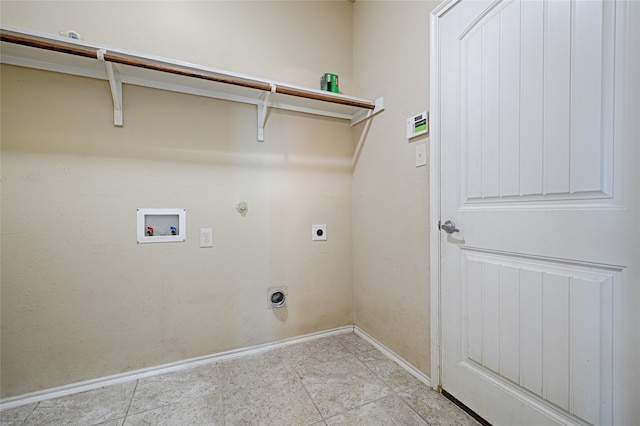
<box><xmin>441</xmin><ymin>220</ymin><xmax>460</xmax><ymax>234</ymax></box>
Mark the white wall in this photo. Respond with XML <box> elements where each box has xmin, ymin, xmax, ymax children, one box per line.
<box><xmin>0</xmin><ymin>1</ymin><xmax>355</xmax><ymax>397</ymax></box>
<box><xmin>352</xmin><ymin>0</ymin><xmax>439</xmax><ymax>376</ymax></box>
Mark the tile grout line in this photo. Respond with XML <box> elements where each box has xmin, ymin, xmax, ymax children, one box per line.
<box><xmin>216</xmin><ymin>363</ymin><xmax>227</xmax><ymax>426</ymax></box>
<box><xmin>295</xmin><ymin>335</ymin><xmax>383</xmax><ymax>424</ymax></box>
<box><xmin>332</xmin><ymin>333</ymin><xmax>436</xmax><ymax>425</ymax></box>
<box><xmin>391</xmin><ymin>387</ymin><xmax>435</xmax><ymax>426</ymax></box>
<box><xmin>326</xmin><ymin>335</ymin><xmax>396</xmax><ymax>422</ymax></box>
<box><xmin>294</xmin><ymin>369</ymin><xmax>325</xmax><ymax>425</ymax></box>
<box><xmin>19</xmin><ymin>401</ymin><xmax>39</xmax><ymax>425</ymax></box>
<box><xmin>120</xmin><ymin>379</ymin><xmax>139</xmax><ymax>424</ymax></box>
<box><xmin>352</xmin><ymin>349</ymin><xmax>432</xmax><ymax>424</ymax></box>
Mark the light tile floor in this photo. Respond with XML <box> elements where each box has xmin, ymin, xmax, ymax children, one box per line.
<box><xmin>0</xmin><ymin>333</ymin><xmax>481</xmax><ymax>425</ymax></box>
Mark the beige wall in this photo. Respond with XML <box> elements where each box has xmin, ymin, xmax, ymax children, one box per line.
<box><xmin>352</xmin><ymin>0</ymin><xmax>439</xmax><ymax>376</ymax></box>
<box><xmin>0</xmin><ymin>1</ymin><xmax>355</xmax><ymax>398</ymax></box>
<box><xmin>0</xmin><ymin>0</ymin><xmax>439</xmax><ymax>398</ymax></box>
<box><xmin>0</xmin><ymin>1</ymin><xmax>354</xmax><ymax>90</ymax></box>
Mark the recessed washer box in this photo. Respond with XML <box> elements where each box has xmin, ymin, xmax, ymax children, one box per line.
<box><xmin>137</xmin><ymin>208</ymin><xmax>186</xmax><ymax>244</ymax></box>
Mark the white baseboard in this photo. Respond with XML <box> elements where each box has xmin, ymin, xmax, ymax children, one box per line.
<box><xmin>1</xmin><ymin>324</ymin><xmax>431</xmax><ymax>410</ymax></box>
<box><xmin>353</xmin><ymin>325</ymin><xmax>432</xmax><ymax>387</ymax></box>
<box><xmin>0</xmin><ymin>326</ymin><xmax>354</xmax><ymax>410</ymax></box>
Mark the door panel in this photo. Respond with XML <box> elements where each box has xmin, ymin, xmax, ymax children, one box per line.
<box><xmin>434</xmin><ymin>1</ymin><xmax>638</xmax><ymax>425</ymax></box>
<box><xmin>461</xmin><ymin>0</ymin><xmax>614</xmax><ymax>204</ymax></box>
<box><xmin>462</xmin><ymin>251</ymin><xmax>615</xmax><ymax>425</ymax></box>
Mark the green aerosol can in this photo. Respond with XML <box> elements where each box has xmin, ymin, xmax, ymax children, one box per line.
<box><xmin>320</xmin><ymin>73</ymin><xmax>339</xmax><ymax>93</ymax></box>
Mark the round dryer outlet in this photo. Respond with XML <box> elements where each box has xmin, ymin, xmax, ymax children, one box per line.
<box><xmin>267</xmin><ymin>287</ymin><xmax>287</xmax><ymax>309</ymax></box>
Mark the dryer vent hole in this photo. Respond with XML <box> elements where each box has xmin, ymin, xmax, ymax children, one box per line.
<box><xmin>271</xmin><ymin>291</ymin><xmax>286</xmax><ymax>307</ymax></box>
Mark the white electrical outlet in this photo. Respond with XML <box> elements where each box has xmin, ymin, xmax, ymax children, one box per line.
<box><xmin>199</xmin><ymin>228</ymin><xmax>213</xmax><ymax>247</ymax></box>
<box><xmin>312</xmin><ymin>224</ymin><xmax>327</xmax><ymax>241</ymax></box>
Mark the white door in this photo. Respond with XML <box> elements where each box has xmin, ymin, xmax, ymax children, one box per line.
<box><xmin>432</xmin><ymin>0</ymin><xmax>639</xmax><ymax>425</ymax></box>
